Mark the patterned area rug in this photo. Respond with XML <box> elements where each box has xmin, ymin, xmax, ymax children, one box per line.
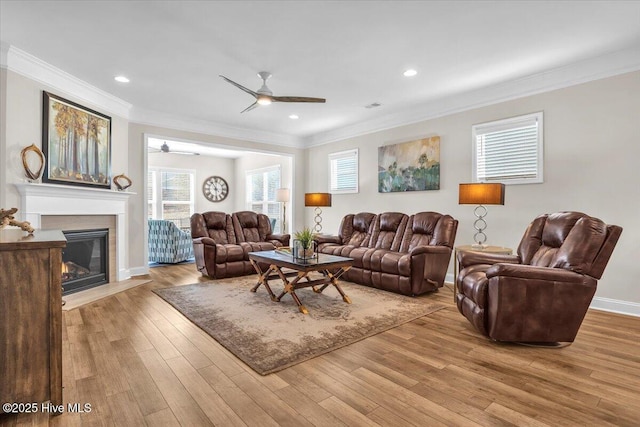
<box><xmin>153</xmin><ymin>275</ymin><xmax>445</xmax><ymax>375</ymax></box>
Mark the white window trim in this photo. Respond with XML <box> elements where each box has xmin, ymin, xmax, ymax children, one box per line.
<box><xmin>329</xmin><ymin>148</ymin><xmax>359</xmax><ymax>194</ymax></box>
<box><xmin>472</xmin><ymin>112</ymin><xmax>544</xmax><ymax>185</ymax></box>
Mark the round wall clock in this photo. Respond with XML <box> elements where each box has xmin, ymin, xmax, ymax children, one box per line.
<box><xmin>203</xmin><ymin>176</ymin><xmax>229</xmax><ymax>202</ymax></box>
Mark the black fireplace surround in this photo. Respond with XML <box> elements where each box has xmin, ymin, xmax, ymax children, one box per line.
<box><xmin>61</xmin><ymin>229</ymin><xmax>109</xmax><ymax>295</ymax></box>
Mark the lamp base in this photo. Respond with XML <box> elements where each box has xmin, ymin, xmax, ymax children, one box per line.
<box><xmin>471</xmin><ymin>243</ymin><xmax>487</xmax><ymax>250</ymax></box>
<box><xmin>313</xmin><ymin>207</ymin><xmax>323</xmax><ymax>233</ymax></box>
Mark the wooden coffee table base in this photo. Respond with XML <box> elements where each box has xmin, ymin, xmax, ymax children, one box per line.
<box><xmin>249</xmin><ymin>259</ymin><xmax>352</xmax><ymax>314</ymax></box>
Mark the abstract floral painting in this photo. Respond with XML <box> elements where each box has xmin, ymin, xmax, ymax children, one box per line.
<box><xmin>378</xmin><ymin>136</ymin><xmax>440</xmax><ymax>192</ymax></box>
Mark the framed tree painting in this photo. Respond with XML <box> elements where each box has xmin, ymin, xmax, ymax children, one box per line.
<box><xmin>42</xmin><ymin>91</ymin><xmax>112</xmax><ymax>188</ymax></box>
<box><xmin>378</xmin><ymin>136</ymin><xmax>440</xmax><ymax>192</ymax></box>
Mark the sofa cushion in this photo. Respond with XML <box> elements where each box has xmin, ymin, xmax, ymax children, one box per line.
<box><xmin>338</xmin><ymin>212</ymin><xmax>375</xmax><ymax>246</ymax></box>
<box><xmin>400</xmin><ymin>212</ymin><xmax>457</xmax><ymax>252</ymax></box>
<box><xmin>370</xmin><ymin>212</ymin><xmax>408</xmax><ymax>250</ymax></box>
<box><xmin>216</xmin><ymin>244</ymin><xmax>245</xmax><ymax>263</ymax></box>
<box><xmin>233</xmin><ymin>211</ymin><xmax>273</xmax><ymax>242</ymax></box>
<box><xmin>357</xmin><ymin>248</ymin><xmax>411</xmax><ymax>276</ymax></box>
<box><xmin>322</xmin><ymin>244</ymin><xmax>359</xmax><ymax>258</ymax></box>
<box><xmin>239</xmin><ymin>242</ymin><xmax>276</xmax><ymax>259</ymax></box>
<box><xmin>191</xmin><ymin>211</ymin><xmax>236</xmax><ymax>244</ymax></box>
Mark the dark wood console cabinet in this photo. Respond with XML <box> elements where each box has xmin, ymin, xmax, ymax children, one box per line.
<box><xmin>0</xmin><ymin>229</ymin><xmax>66</xmax><ymax>414</ymax></box>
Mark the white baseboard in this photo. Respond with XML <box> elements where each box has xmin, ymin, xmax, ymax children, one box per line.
<box><xmin>445</xmin><ymin>273</ymin><xmax>454</xmax><ymax>285</ymax></box>
<box><xmin>590</xmin><ymin>297</ymin><xmax>640</xmax><ymax>318</ymax></box>
<box><xmin>129</xmin><ymin>266</ymin><xmax>149</xmax><ymax>277</ymax></box>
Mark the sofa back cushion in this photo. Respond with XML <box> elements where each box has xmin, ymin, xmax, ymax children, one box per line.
<box><xmin>232</xmin><ymin>211</ymin><xmax>272</xmax><ymax>243</ymax></box>
<box><xmin>339</xmin><ymin>212</ymin><xmax>375</xmax><ymax>246</ymax></box>
<box><xmin>518</xmin><ymin>211</ymin><xmax>612</xmax><ymax>277</ymax></box>
<box><xmin>369</xmin><ymin>212</ymin><xmax>408</xmax><ymax>250</ymax></box>
<box><xmin>190</xmin><ymin>212</ymin><xmax>236</xmax><ymax>244</ymax></box>
<box><xmin>400</xmin><ymin>212</ymin><xmax>458</xmax><ymax>252</ymax></box>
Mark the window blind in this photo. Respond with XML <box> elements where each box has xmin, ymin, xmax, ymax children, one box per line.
<box><xmin>473</xmin><ymin>112</ymin><xmax>543</xmax><ymax>184</ymax></box>
<box><xmin>329</xmin><ymin>149</ymin><xmax>358</xmax><ymax>193</ymax></box>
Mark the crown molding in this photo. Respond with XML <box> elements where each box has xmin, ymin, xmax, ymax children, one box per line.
<box><xmin>1</xmin><ymin>44</ymin><xmax>132</xmax><ymax>118</ymax></box>
<box><xmin>303</xmin><ymin>45</ymin><xmax>640</xmax><ymax>147</ymax></box>
<box><xmin>130</xmin><ymin>107</ymin><xmax>304</xmax><ymax>149</ymax></box>
<box><xmin>0</xmin><ymin>42</ymin><xmax>8</xmax><ymax>69</ymax></box>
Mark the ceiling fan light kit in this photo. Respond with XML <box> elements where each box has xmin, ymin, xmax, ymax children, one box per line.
<box><xmin>220</xmin><ymin>71</ymin><xmax>326</xmax><ymax>113</ymax></box>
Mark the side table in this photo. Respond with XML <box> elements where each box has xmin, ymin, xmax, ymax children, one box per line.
<box><xmin>453</xmin><ymin>245</ymin><xmax>512</xmax><ymax>302</ymax></box>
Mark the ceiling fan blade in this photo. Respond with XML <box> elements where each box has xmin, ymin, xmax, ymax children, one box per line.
<box><xmin>171</xmin><ymin>151</ymin><xmax>200</xmax><ymax>156</ymax></box>
<box><xmin>240</xmin><ymin>101</ymin><xmax>259</xmax><ymax>113</ymax></box>
<box><xmin>219</xmin><ymin>75</ymin><xmax>258</xmax><ymax>98</ymax></box>
<box><xmin>272</xmin><ymin>96</ymin><xmax>326</xmax><ymax>103</ymax></box>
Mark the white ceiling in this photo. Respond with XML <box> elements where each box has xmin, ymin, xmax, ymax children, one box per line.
<box><xmin>1</xmin><ymin>1</ymin><xmax>640</xmax><ymax>147</ymax></box>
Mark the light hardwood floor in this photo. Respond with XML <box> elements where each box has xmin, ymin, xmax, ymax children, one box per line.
<box><xmin>2</xmin><ymin>263</ymin><xmax>639</xmax><ymax>426</ymax></box>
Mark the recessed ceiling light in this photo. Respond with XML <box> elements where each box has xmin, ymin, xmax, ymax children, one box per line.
<box><xmin>403</xmin><ymin>69</ymin><xmax>417</xmax><ymax>77</ymax></box>
<box><xmin>114</xmin><ymin>75</ymin><xmax>130</xmax><ymax>83</ymax></box>
<box><xmin>289</xmin><ymin>114</ymin><xmax>299</xmax><ymax>119</ymax></box>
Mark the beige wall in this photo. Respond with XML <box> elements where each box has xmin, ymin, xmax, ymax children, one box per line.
<box><xmin>0</xmin><ymin>68</ymin><xmax>7</xmax><ymax>208</ymax></box>
<box><xmin>305</xmin><ymin>71</ymin><xmax>640</xmax><ymax>305</ymax></box>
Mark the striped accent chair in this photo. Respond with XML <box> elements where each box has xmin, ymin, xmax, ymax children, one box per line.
<box><xmin>148</xmin><ymin>219</ymin><xmax>194</xmax><ymax>263</ymax></box>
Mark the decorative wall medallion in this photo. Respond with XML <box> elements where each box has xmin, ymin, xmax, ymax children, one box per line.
<box><xmin>203</xmin><ymin>176</ymin><xmax>229</xmax><ymax>202</ymax></box>
<box><xmin>112</xmin><ymin>173</ymin><xmax>132</xmax><ymax>191</ymax></box>
<box><xmin>20</xmin><ymin>144</ymin><xmax>45</xmax><ymax>181</ymax></box>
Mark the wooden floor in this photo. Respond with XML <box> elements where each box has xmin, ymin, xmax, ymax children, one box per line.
<box><xmin>2</xmin><ymin>264</ymin><xmax>639</xmax><ymax>426</ymax></box>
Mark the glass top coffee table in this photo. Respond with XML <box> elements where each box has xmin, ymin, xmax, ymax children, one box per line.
<box><xmin>248</xmin><ymin>250</ymin><xmax>354</xmax><ymax>314</ymax></box>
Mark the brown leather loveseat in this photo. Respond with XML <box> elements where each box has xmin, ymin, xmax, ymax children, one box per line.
<box><xmin>191</xmin><ymin>211</ymin><xmax>290</xmax><ymax>279</ymax></box>
<box><xmin>317</xmin><ymin>211</ymin><xmax>458</xmax><ymax>296</ymax></box>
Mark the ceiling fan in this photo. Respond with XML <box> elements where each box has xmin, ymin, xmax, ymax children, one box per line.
<box><xmin>220</xmin><ymin>71</ymin><xmax>326</xmax><ymax>113</ymax></box>
<box><xmin>149</xmin><ymin>142</ymin><xmax>200</xmax><ymax>156</ymax></box>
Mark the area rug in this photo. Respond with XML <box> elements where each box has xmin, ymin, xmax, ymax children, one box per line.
<box><xmin>153</xmin><ymin>275</ymin><xmax>445</xmax><ymax>375</ymax></box>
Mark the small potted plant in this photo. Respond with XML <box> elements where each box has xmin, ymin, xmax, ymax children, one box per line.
<box><xmin>293</xmin><ymin>227</ymin><xmax>316</xmax><ymax>260</ymax></box>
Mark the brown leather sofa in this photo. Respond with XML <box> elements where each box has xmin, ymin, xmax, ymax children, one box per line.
<box><xmin>317</xmin><ymin>211</ymin><xmax>458</xmax><ymax>296</ymax></box>
<box><xmin>456</xmin><ymin>211</ymin><xmax>622</xmax><ymax>344</ymax></box>
<box><xmin>191</xmin><ymin>211</ymin><xmax>290</xmax><ymax>279</ymax></box>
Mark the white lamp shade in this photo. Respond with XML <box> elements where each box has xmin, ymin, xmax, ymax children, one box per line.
<box><xmin>276</xmin><ymin>188</ymin><xmax>290</xmax><ymax>202</ymax></box>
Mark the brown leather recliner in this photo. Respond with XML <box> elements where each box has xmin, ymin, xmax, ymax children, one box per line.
<box><xmin>456</xmin><ymin>212</ymin><xmax>622</xmax><ymax>344</ymax></box>
<box><xmin>191</xmin><ymin>211</ymin><xmax>290</xmax><ymax>279</ymax></box>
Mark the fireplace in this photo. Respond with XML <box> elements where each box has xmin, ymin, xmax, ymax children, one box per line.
<box><xmin>15</xmin><ymin>183</ymin><xmax>134</xmax><ymax>282</ymax></box>
<box><xmin>62</xmin><ymin>229</ymin><xmax>109</xmax><ymax>295</ymax></box>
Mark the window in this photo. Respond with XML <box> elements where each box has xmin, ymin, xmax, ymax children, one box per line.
<box><xmin>329</xmin><ymin>149</ymin><xmax>358</xmax><ymax>193</ymax></box>
<box><xmin>148</xmin><ymin>168</ymin><xmax>195</xmax><ymax>230</ymax></box>
<box><xmin>246</xmin><ymin>166</ymin><xmax>281</xmax><ymax>230</ymax></box>
<box><xmin>472</xmin><ymin>112</ymin><xmax>543</xmax><ymax>185</ymax></box>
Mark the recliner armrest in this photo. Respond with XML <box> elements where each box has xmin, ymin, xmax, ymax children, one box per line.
<box><xmin>266</xmin><ymin>233</ymin><xmax>290</xmax><ymax>246</ymax></box>
<box><xmin>409</xmin><ymin>245</ymin><xmax>451</xmax><ymax>256</ymax></box>
<box><xmin>457</xmin><ymin>251</ymin><xmax>520</xmax><ymax>269</ymax></box>
<box><xmin>486</xmin><ymin>263</ymin><xmax>586</xmax><ymax>284</ymax></box>
<box><xmin>315</xmin><ymin>235</ymin><xmax>342</xmax><ymax>245</ymax></box>
<box><xmin>193</xmin><ymin>236</ymin><xmax>216</xmax><ymax>246</ymax></box>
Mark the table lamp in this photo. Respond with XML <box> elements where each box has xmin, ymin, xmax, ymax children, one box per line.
<box><xmin>304</xmin><ymin>193</ymin><xmax>332</xmax><ymax>233</ymax></box>
<box><xmin>458</xmin><ymin>183</ymin><xmax>505</xmax><ymax>248</ymax></box>
<box><xmin>276</xmin><ymin>188</ymin><xmax>290</xmax><ymax>233</ymax></box>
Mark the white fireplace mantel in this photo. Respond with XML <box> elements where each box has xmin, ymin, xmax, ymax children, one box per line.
<box><xmin>15</xmin><ymin>182</ymin><xmax>135</xmax><ymax>281</ymax></box>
